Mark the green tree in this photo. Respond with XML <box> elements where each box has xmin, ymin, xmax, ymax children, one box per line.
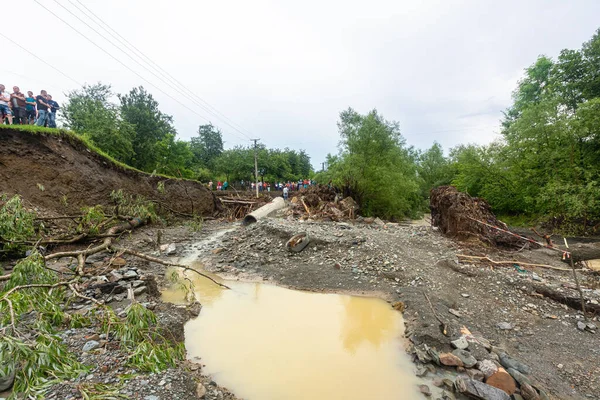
<box><xmin>61</xmin><ymin>83</ymin><xmax>134</xmax><ymax>162</ymax></box>
<box><xmin>119</xmin><ymin>86</ymin><xmax>177</xmax><ymax>171</ymax></box>
<box><xmin>189</xmin><ymin>123</ymin><xmax>224</xmax><ymax>169</ymax></box>
<box><xmin>323</xmin><ymin>108</ymin><xmax>421</xmax><ymax>219</ymax></box>
<box><xmin>416</xmin><ymin>142</ymin><xmax>453</xmax><ymax>197</ymax></box>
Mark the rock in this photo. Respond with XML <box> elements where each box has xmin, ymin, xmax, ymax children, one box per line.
<box><xmin>449</xmin><ymin>308</ymin><xmax>462</xmax><ymax>318</ymax></box>
<box><xmin>82</xmin><ymin>340</ymin><xmax>100</xmax><ymax>352</ymax></box>
<box><xmin>499</xmin><ymin>354</ymin><xmax>531</xmax><ymax>375</ymax></box>
<box><xmin>520</xmin><ymin>383</ymin><xmax>541</xmax><ymax>400</ymax></box>
<box><xmin>467</xmin><ymin>335</ymin><xmax>492</xmax><ymax>350</ymax></box>
<box><xmin>123</xmin><ymin>270</ymin><xmax>138</xmax><ymax>279</ymax></box>
<box><xmin>188</xmin><ymin>301</ymin><xmax>202</xmax><ymax>317</ymax></box>
<box><xmin>144</xmin><ymin>396</ymin><xmax>160</xmax><ymax>400</ymax></box>
<box><xmin>415</xmin><ymin>365</ymin><xmax>429</xmax><ymax>377</ymax></box>
<box><xmin>161</xmin><ymin>243</ymin><xmax>177</xmax><ymax>255</ymax></box>
<box><xmin>531</xmin><ymin>272</ymin><xmax>542</xmax><ymax>281</ymax></box>
<box><xmin>497</xmin><ymin>322</ymin><xmax>514</xmax><ymax>330</ymax></box>
<box><xmin>485</xmin><ymin>367</ymin><xmax>516</xmax><ymax>395</ymax></box>
<box><xmin>196</xmin><ymin>383</ymin><xmax>207</xmax><ymax>398</ymax></box>
<box><xmin>109</xmin><ymin>271</ymin><xmax>124</xmax><ymax>282</ymax></box>
<box><xmin>0</xmin><ymin>369</ymin><xmax>15</xmax><ymax>392</ymax></box>
<box><xmin>414</xmin><ymin>346</ymin><xmax>432</xmax><ymax>363</ymax></box>
<box><xmin>392</xmin><ymin>301</ymin><xmax>405</xmax><ymax>312</ymax></box>
<box><xmin>110</xmin><ymin>257</ymin><xmax>127</xmax><ymax>266</ymax></box>
<box><xmin>418</xmin><ymin>384</ymin><xmax>431</xmax><ymax>397</ymax></box>
<box><xmin>373</xmin><ymin>217</ymin><xmax>385</xmax><ymax>226</ymax></box>
<box><xmin>507</xmin><ymin>367</ymin><xmax>531</xmax><ymax>387</ymax></box>
<box><xmin>467</xmin><ymin>341</ymin><xmax>491</xmax><ymax>362</ymax></box>
<box><xmin>587</xmin><ymin>322</ymin><xmax>597</xmax><ymax>332</ymax></box>
<box><xmin>466</xmin><ymin>368</ymin><xmax>485</xmax><ymax>381</ymax></box>
<box><xmin>577</xmin><ymin>321</ymin><xmax>587</xmax><ymax>331</ymax></box>
<box><xmin>455</xmin><ymin>377</ymin><xmax>510</xmax><ymax>400</ymax></box>
<box><xmin>461</xmin><ymin>293</ymin><xmax>470</xmax><ymax>298</ymax></box>
<box><xmin>451</xmin><ymin>336</ymin><xmax>469</xmax><ymax>350</ymax></box>
<box><xmin>133</xmin><ymin>286</ymin><xmax>147</xmax><ymax>295</ymax></box>
<box><xmin>477</xmin><ymin>359</ymin><xmax>499</xmax><ymax>378</ymax></box>
<box><xmin>439</xmin><ymin>352</ymin><xmax>464</xmax><ymax>367</ymax></box>
<box><xmin>452</xmin><ymin>349</ymin><xmax>477</xmax><ymax>368</ymax></box>
<box><xmin>212</xmin><ymin>248</ymin><xmax>225</xmax><ymax>255</ymax></box>
<box><xmin>513</xmin><ymin>395</ymin><xmax>524</xmax><ymax>400</ymax></box>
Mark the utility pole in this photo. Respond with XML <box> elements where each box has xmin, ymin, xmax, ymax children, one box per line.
<box><xmin>252</xmin><ymin>139</ymin><xmax>259</xmax><ymax>198</ymax></box>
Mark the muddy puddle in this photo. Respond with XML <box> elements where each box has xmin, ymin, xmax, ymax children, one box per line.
<box><xmin>163</xmin><ymin>237</ymin><xmax>421</xmax><ymax>400</ymax></box>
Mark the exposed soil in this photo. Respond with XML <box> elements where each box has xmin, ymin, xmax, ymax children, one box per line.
<box><xmin>0</xmin><ymin>128</ymin><xmax>219</xmax><ymax>217</ymax></box>
<box><xmin>176</xmin><ymin>218</ymin><xmax>600</xmax><ymax>400</ymax></box>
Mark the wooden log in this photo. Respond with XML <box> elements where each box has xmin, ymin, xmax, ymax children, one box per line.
<box><xmin>528</xmin><ymin>282</ymin><xmax>600</xmax><ymax>314</ymax></box>
<box><xmin>563</xmin><ymin>243</ymin><xmax>600</xmax><ymax>263</ymax></box>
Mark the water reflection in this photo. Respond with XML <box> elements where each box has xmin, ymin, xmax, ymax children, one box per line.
<box><xmin>163</xmin><ymin>277</ymin><xmax>421</xmax><ymax>400</ymax></box>
<box><xmin>339</xmin><ymin>296</ymin><xmax>396</xmax><ymax>354</ymax></box>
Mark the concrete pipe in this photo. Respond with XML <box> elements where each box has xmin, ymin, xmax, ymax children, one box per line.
<box><xmin>242</xmin><ymin>197</ymin><xmax>286</xmax><ymax>225</ymax></box>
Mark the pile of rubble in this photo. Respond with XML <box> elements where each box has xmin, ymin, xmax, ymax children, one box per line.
<box><xmin>411</xmin><ymin>325</ymin><xmax>551</xmax><ymax>400</ymax></box>
<box><xmin>287</xmin><ymin>185</ymin><xmax>360</xmax><ymax>221</ymax></box>
<box><xmin>430</xmin><ymin>186</ymin><xmax>530</xmax><ymax>248</ymax></box>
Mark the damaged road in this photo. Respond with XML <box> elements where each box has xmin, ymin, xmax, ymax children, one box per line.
<box><xmin>183</xmin><ymin>216</ymin><xmax>600</xmax><ymax>400</ymax></box>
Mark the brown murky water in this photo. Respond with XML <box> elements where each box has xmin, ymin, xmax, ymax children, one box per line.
<box><xmin>163</xmin><ymin>269</ymin><xmax>420</xmax><ymax>400</ymax></box>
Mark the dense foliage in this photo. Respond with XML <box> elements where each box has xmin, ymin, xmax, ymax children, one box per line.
<box><xmin>61</xmin><ymin>85</ymin><xmax>313</xmax><ymax>182</ymax></box>
<box><xmin>440</xmin><ymin>28</ymin><xmax>600</xmax><ymax>233</ymax></box>
<box><xmin>315</xmin><ymin>108</ymin><xmax>423</xmax><ymax>219</ymax></box>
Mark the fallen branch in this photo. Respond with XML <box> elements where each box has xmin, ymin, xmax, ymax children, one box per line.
<box><xmin>457</xmin><ymin>254</ymin><xmax>570</xmax><ymax>271</ymax></box>
<box><xmin>114</xmin><ymin>247</ymin><xmax>231</xmax><ymax>290</ymax></box>
<box><xmin>423</xmin><ymin>291</ymin><xmax>448</xmax><ymax>336</ymax></box>
<box><xmin>0</xmin><ymin>274</ymin><xmax>10</xmax><ymax>281</ymax></box>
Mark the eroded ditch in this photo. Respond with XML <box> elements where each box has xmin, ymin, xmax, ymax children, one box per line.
<box><xmin>162</xmin><ymin>229</ymin><xmax>423</xmax><ymax>400</ymax></box>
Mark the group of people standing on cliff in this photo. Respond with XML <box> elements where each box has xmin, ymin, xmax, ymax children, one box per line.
<box><xmin>0</xmin><ymin>84</ymin><xmax>60</xmax><ymax>127</ymax></box>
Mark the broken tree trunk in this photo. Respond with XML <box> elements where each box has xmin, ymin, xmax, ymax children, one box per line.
<box><xmin>562</xmin><ymin>243</ymin><xmax>600</xmax><ymax>263</ymax></box>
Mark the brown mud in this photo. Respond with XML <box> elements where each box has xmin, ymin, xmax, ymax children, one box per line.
<box><xmin>0</xmin><ymin>128</ymin><xmax>219</xmax><ymax>216</ymax></box>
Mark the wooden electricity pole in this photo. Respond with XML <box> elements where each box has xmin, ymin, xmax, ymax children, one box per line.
<box><xmin>252</xmin><ymin>139</ymin><xmax>259</xmax><ymax>198</ymax></box>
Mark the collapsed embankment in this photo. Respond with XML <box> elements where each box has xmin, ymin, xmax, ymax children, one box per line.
<box><xmin>0</xmin><ymin>127</ymin><xmax>218</xmax><ymax>216</ymax></box>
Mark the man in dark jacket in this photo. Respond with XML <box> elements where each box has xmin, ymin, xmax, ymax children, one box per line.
<box><xmin>47</xmin><ymin>94</ymin><xmax>60</xmax><ymax>128</ymax></box>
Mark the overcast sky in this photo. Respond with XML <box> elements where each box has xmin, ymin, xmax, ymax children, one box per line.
<box><xmin>2</xmin><ymin>0</ymin><xmax>599</xmax><ymax>167</ymax></box>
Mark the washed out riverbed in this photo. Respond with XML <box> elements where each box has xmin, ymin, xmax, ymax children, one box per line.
<box><xmin>163</xmin><ymin>257</ymin><xmax>422</xmax><ymax>400</ymax></box>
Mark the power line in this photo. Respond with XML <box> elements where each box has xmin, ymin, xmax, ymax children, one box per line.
<box><xmin>33</xmin><ymin>0</ymin><xmax>250</xmax><ymax>142</ymax></box>
<box><xmin>70</xmin><ymin>0</ymin><xmax>254</xmax><ymax>140</ymax></box>
<box><xmin>50</xmin><ymin>0</ymin><xmax>252</xmax><ymax>141</ymax></box>
<box><xmin>0</xmin><ymin>32</ymin><xmax>82</xmax><ymax>87</ymax></box>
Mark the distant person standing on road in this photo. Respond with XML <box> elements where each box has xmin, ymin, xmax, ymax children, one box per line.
<box><xmin>0</xmin><ymin>85</ymin><xmax>13</xmax><ymax>124</ymax></box>
<box><xmin>35</xmin><ymin>90</ymin><xmax>50</xmax><ymax>126</ymax></box>
<box><xmin>25</xmin><ymin>91</ymin><xmax>36</xmax><ymax>124</ymax></box>
<box><xmin>10</xmin><ymin>86</ymin><xmax>27</xmax><ymax>125</ymax></box>
<box><xmin>47</xmin><ymin>94</ymin><xmax>59</xmax><ymax>128</ymax></box>
<box><xmin>283</xmin><ymin>186</ymin><xmax>289</xmax><ymax>200</ymax></box>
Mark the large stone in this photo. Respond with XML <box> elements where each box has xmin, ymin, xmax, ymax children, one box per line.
<box><xmin>507</xmin><ymin>367</ymin><xmax>531</xmax><ymax>387</ymax></box>
<box><xmin>455</xmin><ymin>377</ymin><xmax>510</xmax><ymax>400</ymax></box>
<box><xmin>419</xmin><ymin>384</ymin><xmax>431</xmax><ymax>397</ymax></box>
<box><xmin>485</xmin><ymin>367</ymin><xmax>516</xmax><ymax>395</ymax></box>
<box><xmin>499</xmin><ymin>353</ymin><xmax>531</xmax><ymax>375</ymax></box>
<box><xmin>477</xmin><ymin>359</ymin><xmax>499</xmax><ymax>378</ymax></box>
<box><xmin>82</xmin><ymin>340</ymin><xmax>100</xmax><ymax>352</ymax></box>
<box><xmin>466</xmin><ymin>368</ymin><xmax>485</xmax><ymax>381</ymax></box>
<box><xmin>439</xmin><ymin>352</ymin><xmax>464</xmax><ymax>367</ymax></box>
<box><xmin>467</xmin><ymin>341</ymin><xmax>491</xmax><ymax>361</ymax></box>
<box><xmin>452</xmin><ymin>349</ymin><xmax>477</xmax><ymax>368</ymax></box>
<box><xmin>196</xmin><ymin>383</ymin><xmax>207</xmax><ymax>398</ymax></box>
<box><xmin>451</xmin><ymin>336</ymin><xmax>469</xmax><ymax>350</ymax></box>
<box><xmin>520</xmin><ymin>383</ymin><xmax>541</xmax><ymax>400</ymax></box>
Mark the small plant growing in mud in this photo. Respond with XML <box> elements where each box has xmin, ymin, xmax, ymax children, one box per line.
<box><xmin>110</xmin><ymin>189</ymin><xmax>158</xmax><ymax>222</ymax></box>
<box><xmin>0</xmin><ymin>194</ymin><xmax>37</xmax><ymax>253</ymax></box>
<box><xmin>36</xmin><ymin>183</ymin><xmax>45</xmax><ymax>192</ymax></box>
<box><xmin>60</xmin><ymin>194</ymin><xmax>69</xmax><ymax>208</ymax></box>
<box><xmin>186</xmin><ymin>215</ymin><xmax>204</xmax><ymax>232</ymax></box>
<box><xmin>157</xmin><ymin>180</ymin><xmax>166</xmax><ymax>194</ymax></box>
<box><xmin>79</xmin><ymin>205</ymin><xmax>106</xmax><ymax>234</ymax></box>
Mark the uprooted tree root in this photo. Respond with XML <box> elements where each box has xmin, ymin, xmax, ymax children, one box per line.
<box><xmin>430</xmin><ymin>186</ymin><xmax>529</xmax><ymax>248</ymax></box>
